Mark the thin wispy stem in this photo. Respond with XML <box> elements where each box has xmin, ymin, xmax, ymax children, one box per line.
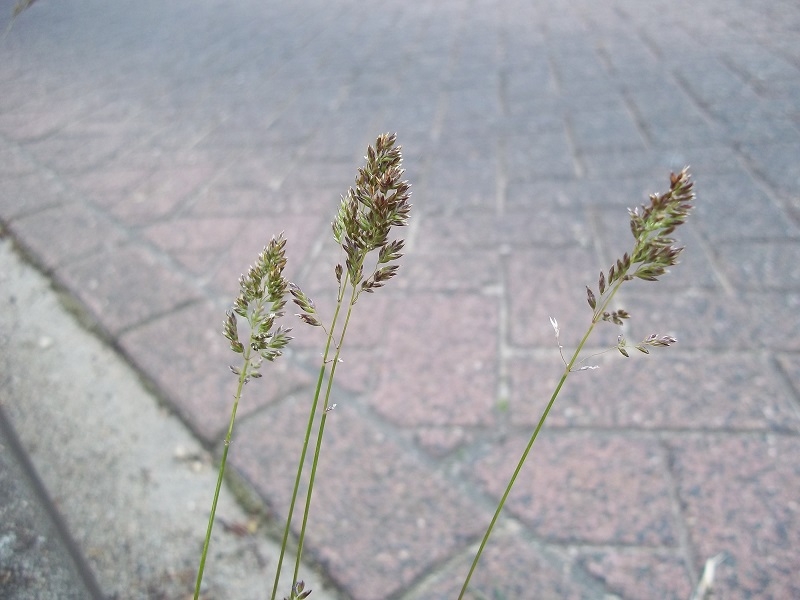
<box><xmin>195</xmin><ymin>235</ymin><xmax>293</xmax><ymax>600</ymax></box>
<box><xmin>459</xmin><ymin>168</ymin><xmax>694</xmax><ymax>598</ymax></box>
<box><xmin>271</xmin><ymin>133</ymin><xmax>412</xmax><ymax>600</ymax></box>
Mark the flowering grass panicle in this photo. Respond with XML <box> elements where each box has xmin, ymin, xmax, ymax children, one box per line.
<box><xmin>271</xmin><ymin>133</ymin><xmax>411</xmax><ymax>600</ymax></box>
<box><xmin>586</xmin><ymin>167</ymin><xmax>694</xmax><ymax>327</ymax></box>
<box><xmin>195</xmin><ymin>234</ymin><xmax>293</xmax><ymax>600</ymax></box>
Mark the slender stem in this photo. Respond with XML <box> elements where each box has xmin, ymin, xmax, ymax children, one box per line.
<box><xmin>194</xmin><ymin>345</ymin><xmax>252</xmax><ymax>600</ymax></box>
<box><xmin>292</xmin><ymin>283</ymin><xmax>358</xmax><ymax>586</ymax></box>
<box><xmin>270</xmin><ymin>300</ymin><xmax>344</xmax><ymax>600</ymax></box>
<box><xmin>457</xmin><ymin>281</ymin><xmax>624</xmax><ymax>599</ymax></box>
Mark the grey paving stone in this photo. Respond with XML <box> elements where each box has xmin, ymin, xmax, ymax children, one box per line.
<box><xmin>9</xmin><ymin>202</ymin><xmax>128</xmax><ymax>270</ymax></box>
<box><xmin>0</xmin><ymin>238</ymin><xmax>338</xmax><ymax>600</ymax></box>
<box><xmin>0</xmin><ymin>407</ymin><xmax>101</xmax><ymax>600</ymax></box>
<box><xmin>57</xmin><ymin>244</ymin><xmax>203</xmax><ymax>335</ymax></box>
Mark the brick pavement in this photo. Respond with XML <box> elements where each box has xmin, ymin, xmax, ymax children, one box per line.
<box><xmin>1</xmin><ymin>0</ymin><xmax>800</xmax><ymax>598</ymax></box>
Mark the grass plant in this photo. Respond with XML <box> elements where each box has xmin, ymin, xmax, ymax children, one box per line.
<box><xmin>195</xmin><ymin>132</ymin><xmax>695</xmax><ymax>599</ymax></box>
<box><xmin>271</xmin><ymin>132</ymin><xmax>411</xmax><ymax>600</ymax></box>
<box><xmin>192</xmin><ymin>134</ymin><xmax>411</xmax><ymax>600</ymax></box>
<box><xmin>457</xmin><ymin>167</ymin><xmax>694</xmax><ymax>598</ymax></box>
<box><xmin>193</xmin><ymin>235</ymin><xmax>293</xmax><ymax>600</ymax></box>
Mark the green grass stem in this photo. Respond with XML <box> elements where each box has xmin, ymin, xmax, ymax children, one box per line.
<box><xmin>194</xmin><ymin>345</ymin><xmax>252</xmax><ymax>600</ymax></box>
<box><xmin>270</xmin><ymin>297</ymin><xmax>344</xmax><ymax>600</ymax></box>
<box><xmin>457</xmin><ymin>280</ymin><xmax>625</xmax><ymax>599</ymax></box>
<box><xmin>292</xmin><ymin>284</ymin><xmax>358</xmax><ymax>586</ymax></box>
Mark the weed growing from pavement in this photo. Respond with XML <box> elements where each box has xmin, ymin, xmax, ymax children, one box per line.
<box><xmin>194</xmin><ymin>234</ymin><xmax>293</xmax><ymax>599</ymax></box>
<box><xmin>271</xmin><ymin>133</ymin><xmax>411</xmax><ymax>600</ymax></box>
<box><xmin>193</xmin><ymin>133</ymin><xmax>411</xmax><ymax>600</ymax></box>
<box><xmin>458</xmin><ymin>167</ymin><xmax>695</xmax><ymax>598</ymax></box>
<box><xmin>195</xmin><ymin>132</ymin><xmax>695</xmax><ymax>599</ymax></box>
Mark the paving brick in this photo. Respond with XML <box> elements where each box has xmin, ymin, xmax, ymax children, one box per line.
<box><xmin>419</xmin><ymin>149</ymin><xmax>500</xmax><ymax>212</ymax></box>
<box><xmin>713</xmin><ymin>240</ymin><xmax>800</xmax><ymax>291</ymax></box>
<box><xmin>720</xmin><ymin>43</ymin><xmax>800</xmax><ymax>91</ymax></box>
<box><xmin>509</xmin><ymin>351</ymin><xmax>800</xmax><ymax>433</ymax></box>
<box><xmin>416</xmin><ymin>533</ymin><xmax>602</xmax><ymax>599</ymax></box>
<box><xmin>57</xmin><ymin>244</ymin><xmax>202</xmax><ymax>335</ymax></box>
<box><xmin>390</xmin><ymin>251</ymin><xmax>501</xmax><ymax>293</ymax></box>
<box><xmin>775</xmin><ymin>353</ymin><xmax>800</xmax><ymax>401</ymax></box>
<box><xmin>280</xmin><ymin>277</ymin><xmax>397</xmax><ymax>353</ymax></box>
<box><xmin>413</xmin><ymin>425</ymin><xmax>474</xmax><ymax>458</ymax></box>
<box><xmin>369</xmin><ymin>292</ymin><xmax>499</xmax><ymax>427</ymax></box>
<box><xmin>575</xmin><ymin>548</ymin><xmax>693</xmax><ymax>600</ymax></box>
<box><xmin>0</xmin><ymin>169</ymin><xmax>67</xmax><ymax>220</ymax></box>
<box><xmin>0</xmin><ymin>143</ymin><xmax>37</xmax><ymax>177</ymax></box>
<box><xmin>595</xmin><ymin>35</ymin><xmax>661</xmax><ymax>79</ymax></box>
<box><xmin>505</xmin><ymin>177</ymin><xmax>583</xmax><ymax>210</ymax></box>
<box><xmin>503</xmin><ymin>63</ymin><xmax>559</xmax><ymax>110</ymax></box>
<box><xmin>203</xmin><ymin>214</ymin><xmax>328</xmax><ymax>309</ymax></box>
<box><xmin>23</xmin><ymin>133</ymin><xmax>128</xmax><ymax>173</ymax></box>
<box><xmin>0</xmin><ymin>106</ymin><xmax>77</xmax><ymax>142</ymax></box>
<box><xmin>142</xmin><ymin>216</ymin><xmax>247</xmax><ymax>279</ymax></box>
<box><xmin>616</xmin><ymin>285</ymin><xmax>734</xmax><ymax>344</ymax></box>
<box><xmin>564</xmin><ymin>176</ymin><xmax>669</xmax><ymax>211</ymax></box>
<box><xmin>473</xmin><ymin>431</ymin><xmax>678</xmax><ymax>546</ymax></box>
<box><xmin>506</xmin><ymin>247</ymin><xmax>600</xmax><ymax>348</ymax></box>
<box><xmin>627</xmin><ymin>287</ymin><xmax>800</xmax><ymax>352</ymax></box>
<box><xmin>203</xmin><ymin>154</ymin><xmax>299</xmax><ymax>200</ymax></box>
<box><xmin>580</xmin><ymin>144</ymin><xmax>740</xmax><ymax>182</ymax></box>
<box><xmin>568</xmin><ymin>104</ymin><xmax>647</xmax><ymax>153</ymax></box>
<box><xmin>624</xmin><ymin>82</ymin><xmax>721</xmax><ymax>135</ymax></box>
<box><xmin>677</xmin><ymin>58</ymin><xmax>759</xmax><ymax>107</ymax></box>
<box><xmin>65</xmin><ymin>167</ymin><xmax>155</xmax><ymax>207</ymax></box>
<box><xmin>9</xmin><ymin>202</ymin><xmax>128</xmax><ymax>270</ymax></box>
<box><xmin>716</xmin><ymin>110</ymin><xmax>800</xmax><ymax>145</ymax></box>
<box><xmin>504</xmin><ymin>129</ymin><xmax>579</xmax><ymax>182</ymax></box>
<box><xmin>108</xmin><ymin>161</ymin><xmax>220</xmax><ymax>226</ymax></box>
<box><xmin>666</xmin><ymin>434</ymin><xmax>800</xmax><ymax>599</ymax></box>
<box><xmin>416</xmin><ymin>207</ymin><xmax>590</xmax><ymax>252</ymax></box>
<box><xmin>738</xmin><ymin>141</ymin><xmax>800</xmax><ymax>199</ymax></box>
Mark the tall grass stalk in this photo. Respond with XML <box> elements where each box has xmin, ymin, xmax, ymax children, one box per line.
<box><xmin>458</xmin><ymin>168</ymin><xmax>695</xmax><ymax>598</ymax></box>
<box><xmin>194</xmin><ymin>236</ymin><xmax>293</xmax><ymax>600</ymax></box>
<box><xmin>270</xmin><ymin>133</ymin><xmax>411</xmax><ymax>600</ymax></box>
